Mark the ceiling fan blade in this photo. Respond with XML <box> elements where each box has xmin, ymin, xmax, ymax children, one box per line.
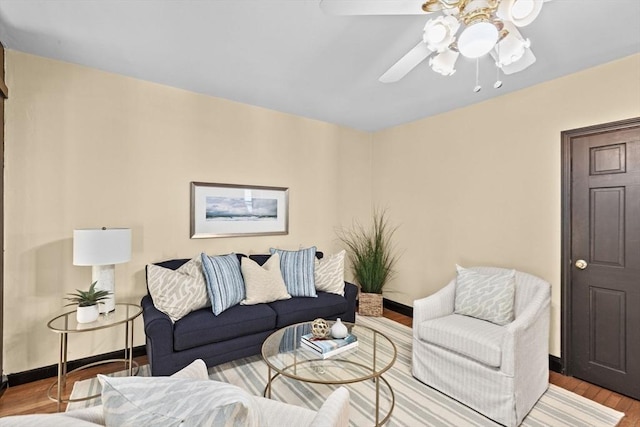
<box><xmin>320</xmin><ymin>0</ymin><xmax>427</xmax><ymax>15</ymax></box>
<box><xmin>379</xmin><ymin>41</ymin><xmax>433</xmax><ymax>83</ymax></box>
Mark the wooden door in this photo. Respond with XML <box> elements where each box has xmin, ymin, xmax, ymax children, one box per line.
<box><xmin>562</xmin><ymin>118</ymin><xmax>640</xmax><ymax>399</ymax></box>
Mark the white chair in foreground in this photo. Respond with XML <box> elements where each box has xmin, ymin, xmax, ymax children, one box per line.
<box><xmin>412</xmin><ymin>266</ymin><xmax>551</xmax><ymax>427</ymax></box>
<box><xmin>0</xmin><ymin>359</ymin><xmax>350</xmax><ymax>427</ymax></box>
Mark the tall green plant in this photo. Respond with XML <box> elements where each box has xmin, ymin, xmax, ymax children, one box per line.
<box><xmin>338</xmin><ymin>210</ymin><xmax>398</xmax><ymax>294</ymax></box>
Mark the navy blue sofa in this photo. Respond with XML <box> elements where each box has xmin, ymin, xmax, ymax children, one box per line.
<box><xmin>141</xmin><ymin>253</ymin><xmax>358</xmax><ymax>376</ymax></box>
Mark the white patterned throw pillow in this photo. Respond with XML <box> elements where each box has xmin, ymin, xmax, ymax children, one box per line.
<box><xmin>146</xmin><ymin>256</ymin><xmax>210</xmax><ymax>322</ymax></box>
<box><xmin>240</xmin><ymin>253</ymin><xmax>291</xmax><ymax>305</ymax></box>
<box><xmin>314</xmin><ymin>250</ymin><xmax>346</xmax><ymax>296</ymax></box>
<box><xmin>99</xmin><ymin>375</ymin><xmax>263</xmax><ymax>427</ymax></box>
<box><xmin>454</xmin><ymin>265</ymin><xmax>516</xmax><ymax>326</ymax></box>
<box><xmin>269</xmin><ymin>247</ymin><xmax>317</xmax><ymax>297</ymax></box>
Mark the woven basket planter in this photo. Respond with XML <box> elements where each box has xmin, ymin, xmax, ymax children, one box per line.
<box><xmin>359</xmin><ymin>292</ymin><xmax>383</xmax><ymax>317</ymax></box>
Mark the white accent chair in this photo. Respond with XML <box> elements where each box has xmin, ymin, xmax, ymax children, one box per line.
<box><xmin>412</xmin><ymin>267</ymin><xmax>551</xmax><ymax>427</ymax></box>
<box><xmin>0</xmin><ymin>359</ymin><xmax>350</xmax><ymax>427</ymax></box>
<box><xmin>0</xmin><ymin>389</ymin><xmax>350</xmax><ymax>427</ymax></box>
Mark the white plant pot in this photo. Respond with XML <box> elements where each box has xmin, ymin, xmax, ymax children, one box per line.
<box><xmin>76</xmin><ymin>305</ymin><xmax>100</xmax><ymax>324</ymax></box>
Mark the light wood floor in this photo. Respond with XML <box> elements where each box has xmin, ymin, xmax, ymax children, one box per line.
<box><xmin>1</xmin><ymin>308</ymin><xmax>638</xmax><ymax>426</ymax></box>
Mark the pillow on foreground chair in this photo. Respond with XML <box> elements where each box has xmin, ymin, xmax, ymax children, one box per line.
<box><xmin>412</xmin><ymin>266</ymin><xmax>551</xmax><ymax>427</ymax></box>
<box><xmin>0</xmin><ymin>359</ymin><xmax>350</xmax><ymax>427</ymax></box>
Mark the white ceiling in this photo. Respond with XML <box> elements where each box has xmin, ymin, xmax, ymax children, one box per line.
<box><xmin>0</xmin><ymin>0</ymin><xmax>639</xmax><ymax>132</ymax></box>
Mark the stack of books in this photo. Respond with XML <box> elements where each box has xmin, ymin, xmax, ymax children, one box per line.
<box><xmin>300</xmin><ymin>333</ymin><xmax>358</xmax><ymax>359</ymax></box>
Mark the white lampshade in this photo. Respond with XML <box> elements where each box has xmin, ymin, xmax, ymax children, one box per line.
<box><xmin>458</xmin><ymin>21</ymin><xmax>499</xmax><ymax>59</ymax></box>
<box><xmin>429</xmin><ymin>48</ymin><xmax>460</xmax><ymax>76</ymax></box>
<box><xmin>73</xmin><ymin>228</ymin><xmax>131</xmax><ymax>314</ymax></box>
<box><xmin>73</xmin><ymin>228</ymin><xmax>132</xmax><ymax>266</ymax></box>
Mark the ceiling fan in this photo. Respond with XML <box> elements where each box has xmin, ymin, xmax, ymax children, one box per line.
<box><xmin>320</xmin><ymin>0</ymin><xmax>550</xmax><ymax>87</ymax></box>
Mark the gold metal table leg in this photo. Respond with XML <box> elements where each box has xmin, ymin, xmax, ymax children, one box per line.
<box><xmin>56</xmin><ymin>332</ymin><xmax>67</xmax><ymax>412</ymax></box>
<box><xmin>375</xmin><ymin>375</ymin><xmax>380</xmax><ymax>426</ymax></box>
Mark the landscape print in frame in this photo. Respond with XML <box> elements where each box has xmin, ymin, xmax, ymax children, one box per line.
<box><xmin>190</xmin><ymin>182</ymin><xmax>289</xmax><ymax>238</ymax></box>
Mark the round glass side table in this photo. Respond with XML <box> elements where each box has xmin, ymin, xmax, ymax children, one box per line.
<box><xmin>46</xmin><ymin>303</ymin><xmax>142</xmax><ymax>411</ymax></box>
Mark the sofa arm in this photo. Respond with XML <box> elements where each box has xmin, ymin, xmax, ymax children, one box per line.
<box><xmin>342</xmin><ymin>282</ymin><xmax>358</xmax><ymax>323</ymax></box>
<box><xmin>141</xmin><ymin>295</ymin><xmax>175</xmax><ymax>374</ymax></box>
<box><xmin>412</xmin><ymin>280</ymin><xmax>456</xmax><ymax>337</ymax></box>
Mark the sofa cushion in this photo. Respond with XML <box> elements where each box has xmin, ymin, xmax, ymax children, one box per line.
<box><xmin>268</xmin><ymin>291</ymin><xmax>348</xmax><ymax>328</ymax></box>
<box><xmin>146</xmin><ymin>257</ymin><xmax>210</xmax><ymax>322</ymax></box>
<box><xmin>201</xmin><ymin>253</ymin><xmax>246</xmax><ymax>316</ymax></box>
<box><xmin>270</xmin><ymin>247</ymin><xmax>317</xmax><ymax>298</ymax></box>
<box><xmin>241</xmin><ymin>253</ymin><xmax>291</xmax><ymax>305</ymax></box>
<box><xmin>249</xmin><ymin>252</ymin><xmax>322</xmax><ymax>267</ymax></box>
<box><xmin>99</xmin><ymin>376</ymin><xmax>263</xmax><ymax>427</ymax></box>
<box><xmin>417</xmin><ymin>313</ymin><xmax>507</xmax><ymax>368</ymax></box>
<box><xmin>454</xmin><ymin>265</ymin><xmax>516</xmax><ymax>326</ymax></box>
<box><xmin>314</xmin><ymin>250</ymin><xmax>346</xmax><ymax>296</ymax></box>
<box><xmin>173</xmin><ymin>304</ymin><xmax>277</xmax><ymax>351</ymax></box>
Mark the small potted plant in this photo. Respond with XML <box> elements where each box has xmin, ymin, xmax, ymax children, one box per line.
<box><xmin>65</xmin><ymin>281</ymin><xmax>110</xmax><ymax>323</ymax></box>
<box><xmin>337</xmin><ymin>209</ymin><xmax>398</xmax><ymax>317</ymax></box>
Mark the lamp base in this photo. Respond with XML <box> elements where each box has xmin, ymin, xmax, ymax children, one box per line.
<box><xmin>92</xmin><ymin>264</ymin><xmax>116</xmax><ymax>313</ymax></box>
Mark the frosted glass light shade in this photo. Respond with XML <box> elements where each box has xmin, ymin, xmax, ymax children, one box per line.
<box><xmin>423</xmin><ymin>15</ymin><xmax>460</xmax><ymax>52</ymax></box>
<box><xmin>500</xmin><ymin>46</ymin><xmax>536</xmax><ymax>74</ymax></box>
<box><xmin>458</xmin><ymin>21</ymin><xmax>499</xmax><ymax>58</ymax></box>
<box><xmin>497</xmin><ymin>0</ymin><xmax>544</xmax><ymax>27</ymax></box>
<box><xmin>73</xmin><ymin>228</ymin><xmax>132</xmax><ymax>266</ymax></box>
<box><xmin>492</xmin><ymin>23</ymin><xmax>531</xmax><ymax>66</ymax></box>
<box><xmin>429</xmin><ymin>49</ymin><xmax>459</xmax><ymax>76</ymax></box>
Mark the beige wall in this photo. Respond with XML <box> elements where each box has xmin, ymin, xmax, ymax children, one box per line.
<box><xmin>4</xmin><ymin>49</ymin><xmax>639</xmax><ymax>373</ymax></box>
<box><xmin>373</xmin><ymin>54</ymin><xmax>640</xmax><ymax>356</ymax></box>
<box><xmin>3</xmin><ymin>51</ymin><xmax>372</xmax><ymax>373</ymax></box>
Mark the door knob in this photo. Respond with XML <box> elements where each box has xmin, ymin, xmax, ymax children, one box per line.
<box><xmin>575</xmin><ymin>259</ymin><xmax>588</xmax><ymax>270</ymax></box>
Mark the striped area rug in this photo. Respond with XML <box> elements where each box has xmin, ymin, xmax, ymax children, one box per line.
<box><xmin>69</xmin><ymin>315</ymin><xmax>624</xmax><ymax>426</ymax></box>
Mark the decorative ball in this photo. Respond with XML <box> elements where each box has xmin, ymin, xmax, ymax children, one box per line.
<box><xmin>311</xmin><ymin>318</ymin><xmax>330</xmax><ymax>339</ymax></box>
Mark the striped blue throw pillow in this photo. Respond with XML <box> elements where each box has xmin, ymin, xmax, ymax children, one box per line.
<box><xmin>269</xmin><ymin>247</ymin><xmax>317</xmax><ymax>297</ymax></box>
<box><xmin>201</xmin><ymin>253</ymin><xmax>245</xmax><ymax>315</ymax></box>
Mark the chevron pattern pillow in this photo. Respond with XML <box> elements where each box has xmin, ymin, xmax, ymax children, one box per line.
<box><xmin>146</xmin><ymin>256</ymin><xmax>210</xmax><ymax>322</ymax></box>
<box><xmin>314</xmin><ymin>250</ymin><xmax>346</xmax><ymax>296</ymax></box>
<box><xmin>454</xmin><ymin>265</ymin><xmax>516</xmax><ymax>326</ymax></box>
<box><xmin>269</xmin><ymin>247</ymin><xmax>317</xmax><ymax>297</ymax></box>
<box><xmin>201</xmin><ymin>253</ymin><xmax>246</xmax><ymax>315</ymax></box>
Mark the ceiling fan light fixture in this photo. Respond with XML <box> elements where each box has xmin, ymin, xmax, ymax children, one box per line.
<box><xmin>429</xmin><ymin>48</ymin><xmax>460</xmax><ymax>76</ymax></box>
<box><xmin>500</xmin><ymin>45</ymin><xmax>536</xmax><ymax>74</ymax></box>
<box><xmin>457</xmin><ymin>20</ymin><xmax>499</xmax><ymax>58</ymax></box>
<box><xmin>497</xmin><ymin>0</ymin><xmax>543</xmax><ymax>26</ymax></box>
<box><xmin>423</xmin><ymin>15</ymin><xmax>460</xmax><ymax>52</ymax></box>
<box><xmin>492</xmin><ymin>22</ymin><xmax>530</xmax><ymax>66</ymax></box>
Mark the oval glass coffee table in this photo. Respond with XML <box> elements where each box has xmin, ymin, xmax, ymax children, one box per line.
<box><xmin>262</xmin><ymin>320</ymin><xmax>397</xmax><ymax>426</ymax></box>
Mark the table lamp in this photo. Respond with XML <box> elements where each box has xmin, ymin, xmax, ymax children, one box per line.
<box><xmin>73</xmin><ymin>227</ymin><xmax>131</xmax><ymax>313</ymax></box>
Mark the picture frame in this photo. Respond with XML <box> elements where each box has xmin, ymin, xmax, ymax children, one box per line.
<box><xmin>190</xmin><ymin>182</ymin><xmax>289</xmax><ymax>239</ymax></box>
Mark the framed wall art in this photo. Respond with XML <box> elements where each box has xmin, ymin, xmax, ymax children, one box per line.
<box><xmin>190</xmin><ymin>182</ymin><xmax>289</xmax><ymax>239</ymax></box>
